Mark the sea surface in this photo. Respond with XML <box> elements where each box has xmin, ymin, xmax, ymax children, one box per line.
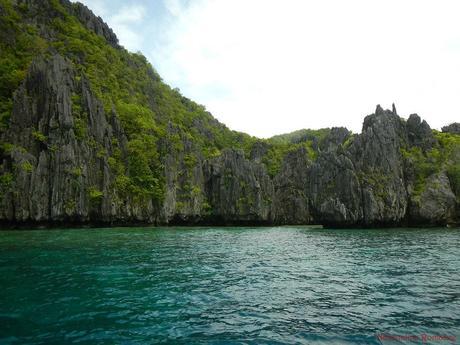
<box><xmin>0</xmin><ymin>226</ymin><xmax>459</xmax><ymax>344</ymax></box>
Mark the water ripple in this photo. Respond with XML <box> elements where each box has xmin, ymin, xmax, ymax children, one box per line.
<box><xmin>0</xmin><ymin>227</ymin><xmax>459</xmax><ymax>344</ymax></box>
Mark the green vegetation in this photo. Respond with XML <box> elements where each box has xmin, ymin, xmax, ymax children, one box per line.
<box><xmin>126</xmin><ymin>137</ymin><xmax>163</xmax><ymax>201</ymax></box>
<box><xmin>0</xmin><ymin>0</ymin><xmax>48</xmax><ymax>132</ymax></box>
<box><xmin>342</xmin><ymin>134</ymin><xmax>356</xmax><ymax>149</ymax></box>
<box><xmin>70</xmin><ymin>166</ymin><xmax>82</xmax><ymax>177</ymax></box>
<box><xmin>401</xmin><ymin>131</ymin><xmax>460</xmax><ymax>197</ymax></box>
<box><xmin>259</xmin><ymin>128</ymin><xmax>332</xmax><ymax>177</ymax></box>
<box><xmin>88</xmin><ymin>186</ymin><xmax>103</xmax><ymax>205</ymax></box>
<box><xmin>447</xmin><ymin>164</ymin><xmax>460</xmax><ymax>198</ymax></box>
<box><xmin>20</xmin><ymin>161</ymin><xmax>33</xmax><ymax>173</ymax></box>
<box><xmin>0</xmin><ymin>172</ymin><xmax>13</xmax><ymax>200</ymax></box>
<box><xmin>269</xmin><ymin>128</ymin><xmax>330</xmax><ymax>145</ymax></box>
<box><xmin>0</xmin><ymin>0</ymin><xmax>331</xmax><ymax>207</ymax></box>
<box><xmin>0</xmin><ymin>0</ymin><xmax>248</xmax><ymax>203</ymax></box>
<box><xmin>358</xmin><ymin>169</ymin><xmax>390</xmax><ymax>199</ymax></box>
<box><xmin>437</xmin><ymin>132</ymin><xmax>460</xmax><ymax>199</ymax></box>
<box><xmin>0</xmin><ymin>142</ymin><xmax>17</xmax><ymax>155</ymax></box>
<box><xmin>39</xmin><ymin>0</ymin><xmax>258</xmax><ymax>203</ymax></box>
<box><xmin>71</xmin><ymin>93</ymin><xmax>88</xmax><ymax>140</ymax></box>
<box><xmin>262</xmin><ymin>139</ymin><xmax>319</xmax><ymax>178</ymax></box>
<box><xmin>32</xmin><ymin>130</ymin><xmax>47</xmax><ymax>143</ymax></box>
<box><xmin>64</xmin><ymin>199</ymin><xmax>76</xmax><ymax>213</ymax></box>
<box><xmin>117</xmin><ymin>102</ymin><xmax>158</xmax><ymax>134</ymax></box>
<box><xmin>11</xmin><ymin>0</ymin><xmax>456</xmax><ymax>216</ymax></box>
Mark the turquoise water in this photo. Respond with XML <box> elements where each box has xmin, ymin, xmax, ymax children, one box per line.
<box><xmin>0</xmin><ymin>227</ymin><xmax>459</xmax><ymax>344</ymax></box>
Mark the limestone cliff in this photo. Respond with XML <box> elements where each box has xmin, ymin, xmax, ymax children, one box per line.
<box><xmin>0</xmin><ymin>0</ymin><xmax>459</xmax><ymax>228</ymax></box>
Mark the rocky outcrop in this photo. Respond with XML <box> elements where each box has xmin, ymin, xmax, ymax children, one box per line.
<box><xmin>12</xmin><ymin>0</ymin><xmax>119</xmax><ymax>48</ymax></box>
<box><xmin>353</xmin><ymin>105</ymin><xmax>409</xmax><ymax>226</ymax></box>
<box><xmin>272</xmin><ymin>147</ymin><xmax>312</xmax><ymax>224</ymax></box>
<box><xmin>160</xmin><ymin>123</ymin><xmax>207</xmax><ymax>223</ymax></box>
<box><xmin>1</xmin><ymin>53</ymin><xmax>459</xmax><ymax>228</ymax></box>
<box><xmin>319</xmin><ymin>127</ymin><xmax>350</xmax><ymax>152</ymax></box>
<box><xmin>306</xmin><ymin>106</ymin><xmax>409</xmax><ymax>227</ymax></box>
<box><xmin>407</xmin><ymin>113</ymin><xmax>436</xmax><ymax>150</ymax></box>
<box><xmin>408</xmin><ymin>172</ymin><xmax>456</xmax><ymax>226</ymax></box>
<box><xmin>203</xmin><ymin>149</ymin><xmax>273</xmax><ymax>224</ymax></box>
<box><xmin>65</xmin><ymin>1</ymin><xmax>119</xmax><ymax>48</ymax></box>
<box><xmin>309</xmin><ymin>151</ymin><xmax>363</xmax><ymax>226</ymax></box>
<box><xmin>442</xmin><ymin>123</ymin><xmax>460</xmax><ymax>134</ymax></box>
<box><xmin>1</xmin><ymin>0</ymin><xmax>459</xmax><ymax>228</ymax></box>
<box><xmin>0</xmin><ymin>54</ymin><xmax>160</xmax><ymax>226</ymax></box>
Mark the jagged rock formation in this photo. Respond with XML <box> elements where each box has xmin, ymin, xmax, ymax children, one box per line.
<box><xmin>408</xmin><ymin>172</ymin><xmax>456</xmax><ymax>226</ymax></box>
<box><xmin>203</xmin><ymin>149</ymin><xmax>273</xmax><ymax>224</ymax></box>
<box><xmin>442</xmin><ymin>123</ymin><xmax>460</xmax><ymax>134</ymax></box>
<box><xmin>65</xmin><ymin>2</ymin><xmax>119</xmax><ymax>48</ymax></box>
<box><xmin>0</xmin><ymin>54</ymin><xmax>161</xmax><ymax>224</ymax></box>
<box><xmin>272</xmin><ymin>147</ymin><xmax>313</xmax><ymax>224</ymax></box>
<box><xmin>0</xmin><ymin>0</ymin><xmax>459</xmax><ymax>228</ymax></box>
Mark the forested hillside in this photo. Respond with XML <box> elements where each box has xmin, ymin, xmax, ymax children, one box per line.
<box><xmin>0</xmin><ymin>0</ymin><xmax>459</xmax><ymax>227</ymax></box>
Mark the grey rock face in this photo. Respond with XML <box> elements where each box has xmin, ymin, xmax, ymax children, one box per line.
<box><xmin>250</xmin><ymin>141</ymin><xmax>269</xmax><ymax>163</ymax></box>
<box><xmin>305</xmin><ymin>105</ymin><xmax>412</xmax><ymax>227</ymax></box>
<box><xmin>0</xmin><ymin>54</ymin><xmax>160</xmax><ymax>225</ymax></box>
<box><xmin>319</xmin><ymin>127</ymin><xmax>350</xmax><ymax>152</ymax></box>
<box><xmin>66</xmin><ymin>1</ymin><xmax>119</xmax><ymax>48</ymax></box>
<box><xmin>407</xmin><ymin>113</ymin><xmax>435</xmax><ymax>150</ymax></box>
<box><xmin>1</xmin><ymin>54</ymin><xmax>86</xmax><ymax>223</ymax></box>
<box><xmin>1</xmin><ymin>58</ymin><xmax>458</xmax><ymax>229</ymax></box>
<box><xmin>352</xmin><ymin>106</ymin><xmax>409</xmax><ymax>225</ymax></box>
<box><xmin>2</xmin><ymin>0</ymin><xmax>459</xmax><ymax>228</ymax></box>
<box><xmin>0</xmin><ymin>47</ymin><xmax>458</xmax><ymax>228</ymax></box>
<box><xmin>161</xmin><ymin>124</ymin><xmax>207</xmax><ymax>224</ymax></box>
<box><xmin>272</xmin><ymin>147</ymin><xmax>313</xmax><ymax>224</ymax></box>
<box><xmin>408</xmin><ymin>172</ymin><xmax>456</xmax><ymax>226</ymax></box>
<box><xmin>309</xmin><ymin>152</ymin><xmax>363</xmax><ymax>226</ymax></box>
<box><xmin>12</xmin><ymin>0</ymin><xmax>119</xmax><ymax>48</ymax></box>
<box><xmin>442</xmin><ymin>123</ymin><xmax>460</xmax><ymax>134</ymax></box>
<box><xmin>203</xmin><ymin>149</ymin><xmax>273</xmax><ymax>224</ymax></box>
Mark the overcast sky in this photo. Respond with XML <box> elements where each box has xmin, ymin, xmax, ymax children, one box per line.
<box><xmin>73</xmin><ymin>0</ymin><xmax>460</xmax><ymax>137</ymax></box>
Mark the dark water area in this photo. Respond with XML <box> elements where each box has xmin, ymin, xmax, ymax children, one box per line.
<box><xmin>0</xmin><ymin>226</ymin><xmax>459</xmax><ymax>344</ymax></box>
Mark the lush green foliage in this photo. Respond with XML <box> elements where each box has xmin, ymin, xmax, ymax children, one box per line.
<box><xmin>88</xmin><ymin>186</ymin><xmax>103</xmax><ymax>207</ymax></box>
<box><xmin>0</xmin><ymin>0</ymin><xmax>321</xmax><ymax>205</ymax></box>
<box><xmin>42</xmin><ymin>1</ymin><xmax>259</xmax><ymax>202</ymax></box>
<box><xmin>401</xmin><ymin>131</ymin><xmax>460</xmax><ymax>196</ymax></box>
<box><xmin>0</xmin><ymin>172</ymin><xmax>13</xmax><ymax>200</ymax></box>
<box><xmin>0</xmin><ymin>0</ymin><xmax>48</xmax><ymax>132</ymax></box>
<box><xmin>260</xmin><ymin>128</ymin><xmax>332</xmax><ymax>177</ymax></box>
<box><xmin>262</xmin><ymin>140</ymin><xmax>318</xmax><ymax>178</ymax></box>
<box><xmin>32</xmin><ymin>130</ymin><xmax>47</xmax><ymax>143</ymax></box>
<box><xmin>436</xmin><ymin>132</ymin><xmax>460</xmax><ymax>199</ymax></box>
<box><xmin>358</xmin><ymin>169</ymin><xmax>390</xmax><ymax>199</ymax></box>
<box><xmin>269</xmin><ymin>128</ymin><xmax>331</xmax><ymax>145</ymax></box>
<box><xmin>0</xmin><ymin>0</ymin><xmax>357</xmax><ymax>208</ymax></box>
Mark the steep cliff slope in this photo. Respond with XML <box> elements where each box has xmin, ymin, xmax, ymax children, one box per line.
<box><xmin>0</xmin><ymin>0</ymin><xmax>459</xmax><ymax>227</ymax></box>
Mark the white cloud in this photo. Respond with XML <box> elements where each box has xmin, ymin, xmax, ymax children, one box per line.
<box><xmin>150</xmin><ymin>0</ymin><xmax>460</xmax><ymax>137</ymax></box>
<box><xmin>163</xmin><ymin>0</ymin><xmax>183</xmax><ymax>17</ymax></box>
<box><xmin>111</xmin><ymin>5</ymin><xmax>145</xmax><ymax>24</ymax></box>
<box><xmin>108</xmin><ymin>5</ymin><xmax>146</xmax><ymax>52</ymax></box>
<box><xmin>75</xmin><ymin>0</ymin><xmax>460</xmax><ymax>137</ymax></box>
<box><xmin>72</xmin><ymin>0</ymin><xmax>146</xmax><ymax>52</ymax></box>
<box><xmin>72</xmin><ymin>0</ymin><xmax>108</xmax><ymax>18</ymax></box>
